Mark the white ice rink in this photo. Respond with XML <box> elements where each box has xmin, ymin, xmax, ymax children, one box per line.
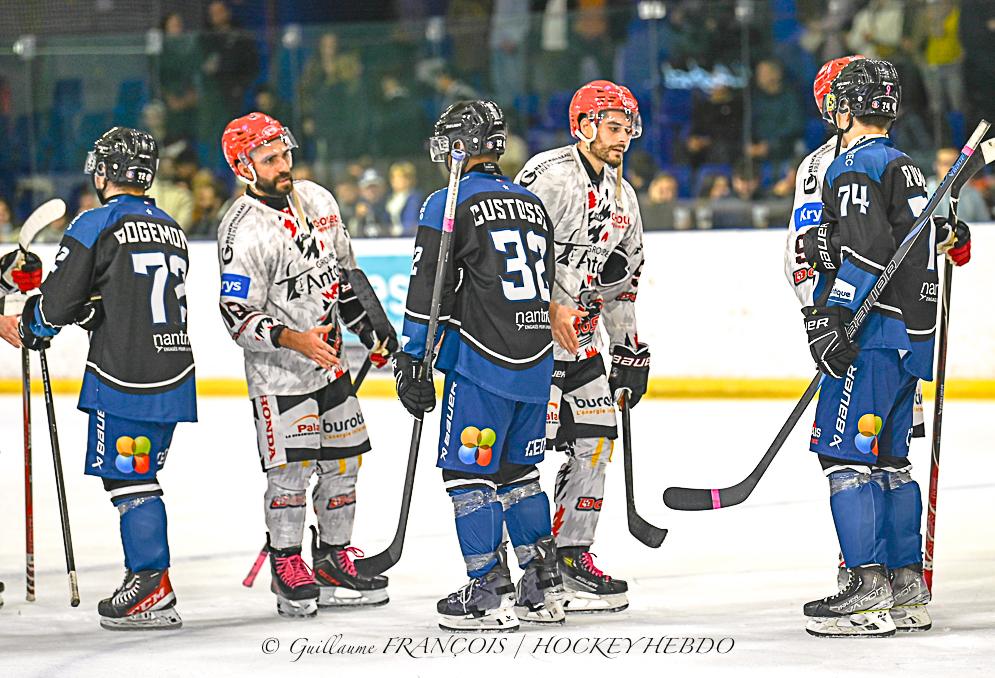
<box><xmin>1</xmin><ymin>393</ymin><xmax>993</xmax><ymax>677</ymax></box>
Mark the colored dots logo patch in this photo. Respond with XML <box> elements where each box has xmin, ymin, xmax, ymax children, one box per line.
<box><xmin>458</xmin><ymin>426</ymin><xmax>496</xmax><ymax>467</ymax></box>
<box><xmin>854</xmin><ymin>413</ymin><xmax>882</xmax><ymax>456</ymax></box>
<box><xmin>115</xmin><ymin>435</ymin><xmax>152</xmax><ymax>474</ymax></box>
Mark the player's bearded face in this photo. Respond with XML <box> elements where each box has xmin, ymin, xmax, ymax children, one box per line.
<box><xmin>590</xmin><ymin>111</ymin><xmax>634</xmax><ymax>168</ymax></box>
<box><xmin>249</xmin><ymin>141</ymin><xmax>294</xmax><ymax>196</ymax></box>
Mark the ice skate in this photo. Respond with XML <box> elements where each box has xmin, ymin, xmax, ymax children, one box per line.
<box><xmin>310</xmin><ymin>526</ymin><xmax>389</xmax><ymax>608</ymax></box>
<box><xmin>438</xmin><ymin>551</ymin><xmax>519</xmax><ymax>632</ymax></box>
<box><xmin>270</xmin><ymin>545</ymin><xmax>319</xmax><ymax>618</ymax></box>
<box><xmin>514</xmin><ymin>536</ymin><xmax>565</xmax><ymax>624</ymax></box>
<box><xmin>557</xmin><ymin>546</ymin><xmax>628</xmax><ymax>613</ymax></box>
<box><xmin>890</xmin><ymin>563</ymin><xmax>932</xmax><ymax>632</ymax></box>
<box><xmin>804</xmin><ymin>564</ymin><xmax>896</xmax><ymax>638</ymax></box>
<box><xmin>98</xmin><ymin>569</ymin><xmax>182</xmax><ymax>631</ymax></box>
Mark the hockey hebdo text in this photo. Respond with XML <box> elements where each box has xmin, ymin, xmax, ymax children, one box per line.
<box><xmin>259</xmin><ymin>633</ymin><xmax>735</xmax><ymax>661</ymax></box>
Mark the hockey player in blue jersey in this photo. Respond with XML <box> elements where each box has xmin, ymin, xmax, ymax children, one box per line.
<box><xmin>394</xmin><ymin>100</ymin><xmax>565</xmax><ymax>631</ymax></box>
<box><xmin>797</xmin><ymin>59</ymin><xmax>972</xmax><ymax>637</ymax></box>
<box><xmin>18</xmin><ymin>127</ymin><xmax>197</xmax><ymax>630</ymax></box>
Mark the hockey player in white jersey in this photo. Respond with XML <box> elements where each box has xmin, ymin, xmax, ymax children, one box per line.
<box><xmin>217</xmin><ymin>113</ymin><xmax>396</xmax><ymax>617</ymax></box>
<box><xmin>516</xmin><ymin>80</ymin><xmax>648</xmax><ymax>613</ymax></box>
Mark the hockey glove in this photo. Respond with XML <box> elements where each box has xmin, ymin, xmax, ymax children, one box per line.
<box><xmin>801</xmin><ymin>223</ymin><xmax>842</xmax><ymax>273</ymax></box>
<box><xmin>802</xmin><ymin>305</ymin><xmax>859</xmax><ymax>379</ymax></box>
<box><xmin>0</xmin><ymin>249</ymin><xmax>43</xmax><ymax>293</ymax></box>
<box><xmin>75</xmin><ymin>295</ymin><xmax>104</xmax><ymax>332</ymax></box>
<box><xmin>359</xmin><ymin>325</ymin><xmax>399</xmax><ymax>368</ymax></box>
<box><xmin>935</xmin><ymin>216</ymin><xmax>971</xmax><ymax>266</ymax></box>
<box><xmin>609</xmin><ymin>342</ymin><xmax>651</xmax><ymax>408</ymax></box>
<box><xmin>392</xmin><ymin>350</ymin><xmax>436</xmax><ymax>416</ymax></box>
<box><xmin>17</xmin><ymin>295</ymin><xmax>52</xmax><ymax>351</ymax></box>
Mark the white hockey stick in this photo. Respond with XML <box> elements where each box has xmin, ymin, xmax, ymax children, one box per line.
<box><xmin>18</xmin><ymin>198</ymin><xmax>66</xmax><ymax>253</ymax></box>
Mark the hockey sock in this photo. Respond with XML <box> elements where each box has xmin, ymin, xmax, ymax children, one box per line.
<box><xmin>873</xmin><ymin>469</ymin><xmax>923</xmax><ymax>569</ymax></box>
<box><xmin>115</xmin><ymin>495</ymin><xmax>170</xmax><ymax>571</ymax></box>
<box><xmin>449</xmin><ymin>486</ymin><xmax>504</xmax><ymax>578</ymax></box>
<box><xmin>265</xmin><ymin>462</ymin><xmax>311</xmax><ymax>549</ymax></box>
<box><xmin>498</xmin><ymin>480</ymin><xmax>552</xmax><ymax>568</ymax></box>
<box><xmin>554</xmin><ymin>437</ymin><xmax>611</xmax><ymax>547</ymax></box>
<box><xmin>828</xmin><ymin>469</ymin><xmax>886</xmax><ymax>567</ymax></box>
<box><xmin>313</xmin><ymin>457</ymin><xmax>359</xmax><ymax>547</ymax></box>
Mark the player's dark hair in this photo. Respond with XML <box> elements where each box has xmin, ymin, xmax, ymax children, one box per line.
<box><xmin>855</xmin><ymin>114</ymin><xmax>893</xmax><ymax>130</ymax></box>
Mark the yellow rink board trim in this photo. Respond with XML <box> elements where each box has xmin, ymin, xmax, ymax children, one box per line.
<box><xmin>3</xmin><ymin>376</ymin><xmax>994</xmax><ymax>400</ymax></box>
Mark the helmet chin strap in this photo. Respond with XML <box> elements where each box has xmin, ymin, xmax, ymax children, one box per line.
<box><xmin>833</xmin><ymin>109</ymin><xmax>854</xmax><ymax>159</ymax></box>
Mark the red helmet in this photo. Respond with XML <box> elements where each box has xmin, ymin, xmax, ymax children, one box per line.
<box><xmin>569</xmin><ymin>80</ymin><xmax>642</xmax><ymax>143</ymax></box>
<box><xmin>221</xmin><ymin>112</ymin><xmax>298</xmax><ymax>183</ymax></box>
<box><xmin>813</xmin><ymin>55</ymin><xmax>865</xmax><ymax>122</ymax></box>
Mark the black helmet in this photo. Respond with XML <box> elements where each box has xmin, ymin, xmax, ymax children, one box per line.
<box><xmin>429</xmin><ymin>100</ymin><xmax>506</xmax><ymax>163</ymax></box>
<box><xmin>827</xmin><ymin>58</ymin><xmax>901</xmax><ymax>122</ymax></box>
<box><xmin>84</xmin><ymin>126</ymin><xmax>158</xmax><ymax>189</ymax></box>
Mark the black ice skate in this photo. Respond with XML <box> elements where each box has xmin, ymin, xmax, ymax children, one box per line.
<box><xmin>309</xmin><ymin>526</ymin><xmax>389</xmax><ymax>608</ymax></box>
<box><xmin>890</xmin><ymin>562</ymin><xmax>932</xmax><ymax>632</ymax></box>
<box><xmin>98</xmin><ymin>569</ymin><xmax>182</xmax><ymax>631</ymax></box>
<box><xmin>514</xmin><ymin>536</ymin><xmax>565</xmax><ymax>624</ymax></box>
<box><xmin>437</xmin><ymin>550</ymin><xmax>518</xmax><ymax>632</ymax></box>
<box><xmin>269</xmin><ymin>544</ymin><xmax>319</xmax><ymax>618</ymax></box>
<box><xmin>804</xmin><ymin>564</ymin><xmax>896</xmax><ymax>638</ymax></box>
<box><xmin>557</xmin><ymin>546</ymin><xmax>628</xmax><ymax>613</ymax></box>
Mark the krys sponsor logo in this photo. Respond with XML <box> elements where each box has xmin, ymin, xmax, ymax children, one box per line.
<box><xmin>793</xmin><ymin>202</ymin><xmax>823</xmax><ymax>229</ymax></box>
<box><xmin>221</xmin><ymin>273</ymin><xmax>251</xmax><ymax>299</ymax></box>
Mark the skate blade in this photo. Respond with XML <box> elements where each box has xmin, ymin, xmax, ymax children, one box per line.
<box><xmin>515</xmin><ymin>606</ymin><xmax>566</xmax><ymax>625</ymax></box>
<box><xmin>805</xmin><ymin>609</ymin><xmax>896</xmax><ymax>638</ymax></box>
<box><xmin>562</xmin><ymin>590</ymin><xmax>629</xmax><ymax>614</ymax></box>
<box><xmin>100</xmin><ymin>607</ymin><xmax>182</xmax><ymax>631</ymax></box>
<box><xmin>893</xmin><ymin>604</ymin><xmax>932</xmax><ymax>632</ymax></box>
<box><xmin>439</xmin><ymin>606</ymin><xmax>520</xmax><ymax>633</ymax></box>
<box><xmin>318</xmin><ymin>586</ymin><xmax>389</xmax><ymax>609</ymax></box>
<box><xmin>277</xmin><ymin>596</ymin><xmax>318</xmax><ymax>618</ymax></box>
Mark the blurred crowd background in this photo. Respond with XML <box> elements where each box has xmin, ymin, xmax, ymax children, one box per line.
<box><xmin>1</xmin><ymin>0</ymin><xmax>993</xmax><ymax>242</ymax></box>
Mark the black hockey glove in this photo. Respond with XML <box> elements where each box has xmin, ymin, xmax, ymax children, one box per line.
<box><xmin>801</xmin><ymin>223</ymin><xmax>842</xmax><ymax>273</ymax></box>
<box><xmin>358</xmin><ymin>324</ymin><xmax>399</xmax><ymax>368</ymax></box>
<box><xmin>17</xmin><ymin>295</ymin><xmax>51</xmax><ymax>351</ymax></box>
<box><xmin>75</xmin><ymin>295</ymin><xmax>104</xmax><ymax>332</ymax></box>
<box><xmin>802</xmin><ymin>305</ymin><xmax>859</xmax><ymax>379</ymax></box>
<box><xmin>609</xmin><ymin>342</ymin><xmax>650</xmax><ymax>408</ymax></box>
<box><xmin>934</xmin><ymin>216</ymin><xmax>971</xmax><ymax>266</ymax></box>
<box><xmin>392</xmin><ymin>350</ymin><xmax>436</xmax><ymax>417</ymax></box>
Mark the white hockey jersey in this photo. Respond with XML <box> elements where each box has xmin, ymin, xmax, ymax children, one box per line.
<box><xmin>784</xmin><ymin>139</ymin><xmax>836</xmax><ymax>306</ymax></box>
<box><xmin>217</xmin><ymin>180</ymin><xmax>357</xmax><ymax>398</ymax></box>
<box><xmin>516</xmin><ymin>145</ymin><xmax>644</xmax><ymax>362</ymax></box>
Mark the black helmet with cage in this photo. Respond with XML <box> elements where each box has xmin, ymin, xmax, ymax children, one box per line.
<box><xmin>84</xmin><ymin>127</ymin><xmax>159</xmax><ymax>198</ymax></box>
<box><xmin>826</xmin><ymin>58</ymin><xmax>901</xmax><ymax>125</ymax></box>
<box><xmin>428</xmin><ymin>100</ymin><xmax>506</xmax><ymax>164</ymax></box>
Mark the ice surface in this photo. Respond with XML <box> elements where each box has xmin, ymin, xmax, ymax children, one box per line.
<box><xmin>1</xmin><ymin>394</ymin><xmax>993</xmax><ymax>677</ymax></box>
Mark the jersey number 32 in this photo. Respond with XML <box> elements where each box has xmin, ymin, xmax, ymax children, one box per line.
<box><xmin>490</xmin><ymin>229</ymin><xmax>549</xmax><ymax>302</ymax></box>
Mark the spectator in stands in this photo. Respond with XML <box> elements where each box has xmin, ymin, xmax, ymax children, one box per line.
<box><xmin>959</xmin><ymin>0</ymin><xmax>995</xmax><ymax>133</ymax></box>
<box><xmin>699</xmin><ymin>174</ymin><xmax>731</xmax><ymax>200</ymax></box>
<box><xmin>0</xmin><ymin>196</ymin><xmax>15</xmax><ymax>242</ymax></box>
<box><xmin>447</xmin><ymin>0</ymin><xmax>492</xmax><ymax>88</ymax></box>
<box><xmin>433</xmin><ymin>68</ymin><xmax>479</xmax><ymax>110</ymax></box>
<box><xmin>173</xmin><ymin>143</ymin><xmax>201</xmax><ymax>190</ymax></box>
<box><xmin>254</xmin><ymin>85</ymin><xmax>292</xmax><ymax>128</ymax></box>
<box><xmin>373</xmin><ymin>72</ymin><xmax>427</xmax><ymax>158</ymax></box>
<box><xmin>159</xmin><ymin>12</ymin><xmax>200</xmax><ymax>145</ymax></box>
<box><xmin>686</xmin><ymin>84</ymin><xmax>743</xmax><ymax>169</ymax></box>
<box><xmin>847</xmin><ymin>0</ymin><xmax>905</xmax><ymax>59</ymax></box>
<box><xmin>908</xmin><ymin>0</ymin><xmax>964</xmax><ymax>143</ymax></box>
<box><xmin>352</xmin><ymin>169</ymin><xmax>391</xmax><ymax>238</ymax></box>
<box><xmin>199</xmin><ymin>0</ymin><xmax>259</xmax><ymax>163</ymax></box>
<box><xmin>189</xmin><ymin>174</ymin><xmax>227</xmax><ymax>238</ymax></box>
<box><xmin>768</xmin><ymin>163</ymin><xmax>797</xmax><ymax>200</ymax></box>
<box><xmin>929</xmin><ymin>147</ymin><xmax>990</xmax><ymax>222</ymax></box>
<box><xmin>300</xmin><ymin>32</ymin><xmax>368</xmax><ymax>163</ymax></box>
<box><xmin>798</xmin><ymin>0</ymin><xmax>860</xmax><ymax>65</ymax></box>
<box><xmin>731</xmin><ymin>161</ymin><xmax>761</xmax><ymax>202</ymax></box>
<box><xmin>625</xmin><ymin>150</ymin><xmax>658</xmax><ymax>194</ymax></box>
<box><xmin>490</xmin><ymin>0</ymin><xmax>530</xmax><ymax>106</ymax></box>
<box><xmin>386</xmin><ymin>161</ymin><xmax>424</xmax><ymax>236</ymax></box>
<box><xmin>74</xmin><ymin>184</ymin><xmax>99</xmax><ymax>216</ymax></box>
<box><xmin>748</xmin><ymin>59</ymin><xmax>804</xmax><ymax>169</ymax></box>
<box><xmin>148</xmin><ymin>143</ymin><xmax>194</xmax><ymax>230</ymax></box>
<box><xmin>141</xmin><ymin>101</ymin><xmax>169</xmax><ymax>146</ymax></box>
<box><xmin>335</xmin><ymin>178</ymin><xmax>360</xmax><ymax>228</ymax></box>
<box><xmin>642</xmin><ymin>172</ymin><xmax>681</xmax><ymax>231</ymax></box>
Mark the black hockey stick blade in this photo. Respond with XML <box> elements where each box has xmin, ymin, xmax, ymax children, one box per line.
<box><xmin>664</xmin><ymin>120</ymin><xmax>991</xmax><ymax>512</ymax></box>
<box><xmin>621</xmin><ymin>397</ymin><xmax>667</xmax><ymax>546</ymax></box>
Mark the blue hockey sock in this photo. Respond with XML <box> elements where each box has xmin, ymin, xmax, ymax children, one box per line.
<box><xmin>828</xmin><ymin>469</ymin><xmax>886</xmax><ymax>567</ymax></box>
<box><xmin>115</xmin><ymin>495</ymin><xmax>170</xmax><ymax>571</ymax></box>
<box><xmin>449</xmin><ymin>487</ymin><xmax>504</xmax><ymax>578</ymax></box>
<box><xmin>873</xmin><ymin>469</ymin><xmax>923</xmax><ymax>569</ymax></box>
<box><xmin>498</xmin><ymin>480</ymin><xmax>551</xmax><ymax>568</ymax></box>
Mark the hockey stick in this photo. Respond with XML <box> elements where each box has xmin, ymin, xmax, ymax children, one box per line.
<box><xmin>354</xmin><ymin>147</ymin><xmax>467</xmax><ymax>578</ymax></box>
<box><xmin>39</xmin><ymin>348</ymin><xmax>80</xmax><ymax>606</ymax></box>
<box><xmin>23</xmin><ymin>346</ymin><xmax>35</xmax><ymax>601</ymax></box>
<box><xmin>17</xmin><ymin>198</ymin><xmax>66</xmax><ymax>254</ymax></box>
<box><xmin>620</xmin><ymin>395</ymin><xmax>667</xmax><ymax>547</ymax></box>
<box><xmin>923</xmin><ymin>136</ymin><xmax>995</xmax><ymax>592</ymax></box>
<box><xmin>663</xmin><ymin>120</ymin><xmax>992</xmax><ymax>512</ymax></box>
<box><xmin>242</xmin><ymin>353</ymin><xmax>375</xmax><ymax>588</ymax></box>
